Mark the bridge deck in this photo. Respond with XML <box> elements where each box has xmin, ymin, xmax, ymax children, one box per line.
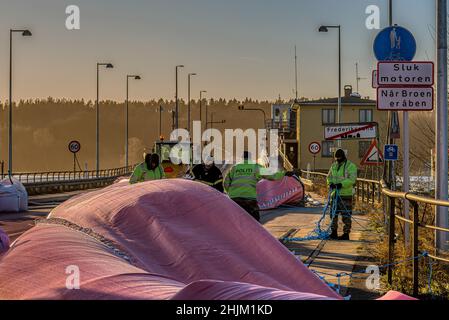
<box><xmin>261</xmin><ymin>191</ymin><xmax>380</xmax><ymax>299</ymax></box>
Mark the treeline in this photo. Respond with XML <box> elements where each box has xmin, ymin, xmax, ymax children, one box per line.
<box><xmin>0</xmin><ymin>97</ymin><xmax>284</xmax><ymax>172</ymax></box>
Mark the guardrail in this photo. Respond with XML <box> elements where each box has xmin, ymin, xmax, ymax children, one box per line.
<box><xmin>1</xmin><ymin>165</ymin><xmax>134</xmax><ymax>184</ymax></box>
<box><xmin>301</xmin><ymin>170</ymin><xmax>449</xmax><ymax>297</ymax></box>
<box><xmin>1</xmin><ymin>165</ymin><xmax>136</xmax><ymax>195</ymax></box>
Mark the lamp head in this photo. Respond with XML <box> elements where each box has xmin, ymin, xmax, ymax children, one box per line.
<box><xmin>106</xmin><ymin>63</ymin><xmax>114</xmax><ymax>68</ymax></box>
<box><xmin>318</xmin><ymin>26</ymin><xmax>329</xmax><ymax>32</ymax></box>
<box><xmin>134</xmin><ymin>76</ymin><xmax>141</xmax><ymax>80</ymax></box>
<box><xmin>22</xmin><ymin>30</ymin><xmax>32</xmax><ymax>36</ymax></box>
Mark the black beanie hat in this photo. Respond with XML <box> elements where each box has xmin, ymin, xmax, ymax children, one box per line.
<box><xmin>335</xmin><ymin>149</ymin><xmax>346</xmax><ymax>159</ymax></box>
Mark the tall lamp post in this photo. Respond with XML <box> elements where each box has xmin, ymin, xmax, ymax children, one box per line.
<box><xmin>200</xmin><ymin>90</ymin><xmax>207</xmax><ymax>131</ymax></box>
<box><xmin>175</xmin><ymin>65</ymin><xmax>184</xmax><ymax>130</ymax></box>
<box><xmin>96</xmin><ymin>62</ymin><xmax>114</xmax><ymax>175</ymax></box>
<box><xmin>8</xmin><ymin>29</ymin><xmax>32</xmax><ymax>177</ymax></box>
<box><xmin>125</xmin><ymin>75</ymin><xmax>141</xmax><ymax>168</ymax></box>
<box><xmin>319</xmin><ymin>25</ymin><xmax>341</xmax><ymax>146</ymax></box>
<box><xmin>188</xmin><ymin>73</ymin><xmax>197</xmax><ymax>132</ymax></box>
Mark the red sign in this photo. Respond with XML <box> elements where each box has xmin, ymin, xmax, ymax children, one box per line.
<box><xmin>361</xmin><ymin>140</ymin><xmax>384</xmax><ymax>166</ymax></box>
<box><xmin>308</xmin><ymin>142</ymin><xmax>321</xmax><ymax>155</ymax></box>
<box><xmin>68</xmin><ymin>141</ymin><xmax>81</xmax><ymax>154</ymax></box>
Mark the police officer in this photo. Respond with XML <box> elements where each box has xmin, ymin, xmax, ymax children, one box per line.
<box><xmin>224</xmin><ymin>151</ymin><xmax>285</xmax><ymax>221</ymax></box>
<box><xmin>326</xmin><ymin>149</ymin><xmax>357</xmax><ymax>240</ymax></box>
<box><xmin>192</xmin><ymin>156</ymin><xmax>224</xmax><ymax>192</ymax></box>
<box><xmin>130</xmin><ymin>153</ymin><xmax>165</xmax><ymax>184</ymax></box>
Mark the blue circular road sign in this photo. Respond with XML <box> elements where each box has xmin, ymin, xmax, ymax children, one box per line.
<box><xmin>373</xmin><ymin>25</ymin><xmax>416</xmax><ymax>61</ymax></box>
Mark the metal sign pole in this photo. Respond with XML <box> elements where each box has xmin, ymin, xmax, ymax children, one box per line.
<box><xmin>403</xmin><ymin>111</ymin><xmax>410</xmax><ymax>247</ymax></box>
<box><xmin>436</xmin><ymin>0</ymin><xmax>449</xmax><ymax>253</ymax></box>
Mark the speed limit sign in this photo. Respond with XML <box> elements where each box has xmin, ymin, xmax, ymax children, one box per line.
<box><xmin>68</xmin><ymin>141</ymin><xmax>81</xmax><ymax>154</ymax></box>
<box><xmin>309</xmin><ymin>142</ymin><xmax>321</xmax><ymax>155</ymax></box>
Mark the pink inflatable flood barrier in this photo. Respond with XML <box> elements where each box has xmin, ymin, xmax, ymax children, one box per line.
<box><xmin>257</xmin><ymin>176</ymin><xmax>305</xmax><ymax>210</ymax></box>
<box><xmin>0</xmin><ymin>179</ymin><xmax>414</xmax><ymax>300</ymax></box>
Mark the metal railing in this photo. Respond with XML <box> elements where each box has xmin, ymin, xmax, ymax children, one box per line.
<box><xmin>380</xmin><ymin>180</ymin><xmax>449</xmax><ymax>296</ymax></box>
<box><xmin>1</xmin><ymin>165</ymin><xmax>135</xmax><ymax>185</ymax></box>
<box><xmin>301</xmin><ymin>170</ymin><xmax>449</xmax><ymax>297</ymax></box>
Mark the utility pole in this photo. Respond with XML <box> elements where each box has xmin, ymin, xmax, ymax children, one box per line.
<box><xmin>435</xmin><ymin>0</ymin><xmax>449</xmax><ymax>253</ymax></box>
<box><xmin>295</xmin><ymin>45</ymin><xmax>299</xmax><ymax>102</ymax></box>
<box><xmin>355</xmin><ymin>62</ymin><xmax>367</xmax><ymax>93</ymax></box>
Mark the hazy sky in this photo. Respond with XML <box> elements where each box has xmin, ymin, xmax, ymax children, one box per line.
<box><xmin>0</xmin><ymin>0</ymin><xmax>436</xmax><ymax>102</ymax></box>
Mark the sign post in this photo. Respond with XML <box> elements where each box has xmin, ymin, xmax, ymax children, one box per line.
<box><xmin>374</xmin><ymin>24</ymin><xmax>437</xmax><ymax>248</ymax></box>
<box><xmin>68</xmin><ymin>141</ymin><xmax>81</xmax><ymax>173</ymax></box>
<box><xmin>308</xmin><ymin>142</ymin><xmax>321</xmax><ymax>171</ymax></box>
<box><xmin>436</xmin><ymin>0</ymin><xmax>449</xmax><ymax>253</ymax></box>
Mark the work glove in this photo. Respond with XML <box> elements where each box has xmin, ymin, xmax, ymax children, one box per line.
<box><xmin>336</xmin><ymin>183</ymin><xmax>343</xmax><ymax>190</ymax></box>
<box><xmin>329</xmin><ymin>183</ymin><xmax>336</xmax><ymax>190</ymax></box>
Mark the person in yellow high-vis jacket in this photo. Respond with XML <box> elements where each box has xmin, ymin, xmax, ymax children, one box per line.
<box><xmin>130</xmin><ymin>153</ymin><xmax>165</xmax><ymax>184</ymax></box>
<box><xmin>326</xmin><ymin>149</ymin><xmax>358</xmax><ymax>240</ymax></box>
<box><xmin>224</xmin><ymin>151</ymin><xmax>287</xmax><ymax>222</ymax></box>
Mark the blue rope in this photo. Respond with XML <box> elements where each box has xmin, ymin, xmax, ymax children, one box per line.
<box><xmin>282</xmin><ymin>189</ymin><xmax>352</xmax><ymax>242</ymax></box>
<box><xmin>423</xmin><ymin>251</ymin><xmax>433</xmax><ymax>296</ymax></box>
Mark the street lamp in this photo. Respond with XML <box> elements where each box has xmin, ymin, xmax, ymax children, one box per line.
<box><xmin>238</xmin><ymin>105</ymin><xmax>267</xmax><ymax>128</ymax></box>
<box><xmin>200</xmin><ymin>90</ymin><xmax>207</xmax><ymax>131</ymax></box>
<box><xmin>96</xmin><ymin>62</ymin><xmax>114</xmax><ymax>175</ymax></box>
<box><xmin>125</xmin><ymin>75</ymin><xmax>141</xmax><ymax>168</ymax></box>
<box><xmin>175</xmin><ymin>65</ymin><xmax>184</xmax><ymax>130</ymax></box>
<box><xmin>188</xmin><ymin>73</ymin><xmax>197</xmax><ymax>132</ymax></box>
<box><xmin>318</xmin><ymin>25</ymin><xmax>341</xmax><ymax>125</ymax></box>
<box><xmin>8</xmin><ymin>29</ymin><xmax>32</xmax><ymax>177</ymax></box>
<box><xmin>207</xmin><ymin>113</ymin><xmax>226</xmax><ymax>131</ymax></box>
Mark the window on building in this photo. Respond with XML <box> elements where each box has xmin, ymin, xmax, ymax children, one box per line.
<box><xmin>359</xmin><ymin>141</ymin><xmax>371</xmax><ymax>158</ymax></box>
<box><xmin>322</xmin><ymin>109</ymin><xmax>336</xmax><ymax>124</ymax></box>
<box><xmin>322</xmin><ymin>141</ymin><xmax>335</xmax><ymax>158</ymax></box>
<box><xmin>360</xmin><ymin>109</ymin><xmax>373</xmax><ymax>123</ymax></box>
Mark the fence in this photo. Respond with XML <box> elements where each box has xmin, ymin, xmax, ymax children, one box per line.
<box><xmin>302</xmin><ymin>170</ymin><xmax>449</xmax><ymax>297</ymax></box>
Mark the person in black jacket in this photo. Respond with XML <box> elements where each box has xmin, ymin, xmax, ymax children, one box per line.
<box><xmin>192</xmin><ymin>156</ymin><xmax>224</xmax><ymax>192</ymax></box>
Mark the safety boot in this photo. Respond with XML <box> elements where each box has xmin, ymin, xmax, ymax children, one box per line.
<box><xmin>338</xmin><ymin>233</ymin><xmax>350</xmax><ymax>241</ymax></box>
<box><xmin>329</xmin><ymin>230</ymin><xmax>338</xmax><ymax>240</ymax></box>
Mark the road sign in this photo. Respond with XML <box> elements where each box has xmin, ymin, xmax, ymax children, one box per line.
<box><xmin>373</xmin><ymin>25</ymin><xmax>416</xmax><ymax>61</ymax></box>
<box><xmin>324</xmin><ymin>123</ymin><xmax>378</xmax><ymax>140</ymax></box>
<box><xmin>390</xmin><ymin>111</ymin><xmax>401</xmax><ymax>139</ymax></box>
<box><xmin>361</xmin><ymin>140</ymin><xmax>384</xmax><ymax>166</ymax></box>
<box><xmin>372</xmin><ymin>70</ymin><xmax>379</xmax><ymax>88</ymax></box>
<box><xmin>377</xmin><ymin>87</ymin><xmax>434</xmax><ymax>111</ymax></box>
<box><xmin>377</xmin><ymin>61</ymin><xmax>434</xmax><ymax>87</ymax></box>
<box><xmin>308</xmin><ymin>142</ymin><xmax>321</xmax><ymax>155</ymax></box>
<box><xmin>68</xmin><ymin>141</ymin><xmax>81</xmax><ymax>154</ymax></box>
<box><xmin>384</xmin><ymin>144</ymin><xmax>399</xmax><ymax>161</ymax></box>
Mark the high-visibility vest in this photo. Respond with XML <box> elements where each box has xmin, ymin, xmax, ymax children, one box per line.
<box><xmin>130</xmin><ymin>162</ymin><xmax>165</xmax><ymax>184</ymax></box>
<box><xmin>326</xmin><ymin>160</ymin><xmax>358</xmax><ymax>197</ymax></box>
<box><xmin>224</xmin><ymin>162</ymin><xmax>285</xmax><ymax>200</ymax></box>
